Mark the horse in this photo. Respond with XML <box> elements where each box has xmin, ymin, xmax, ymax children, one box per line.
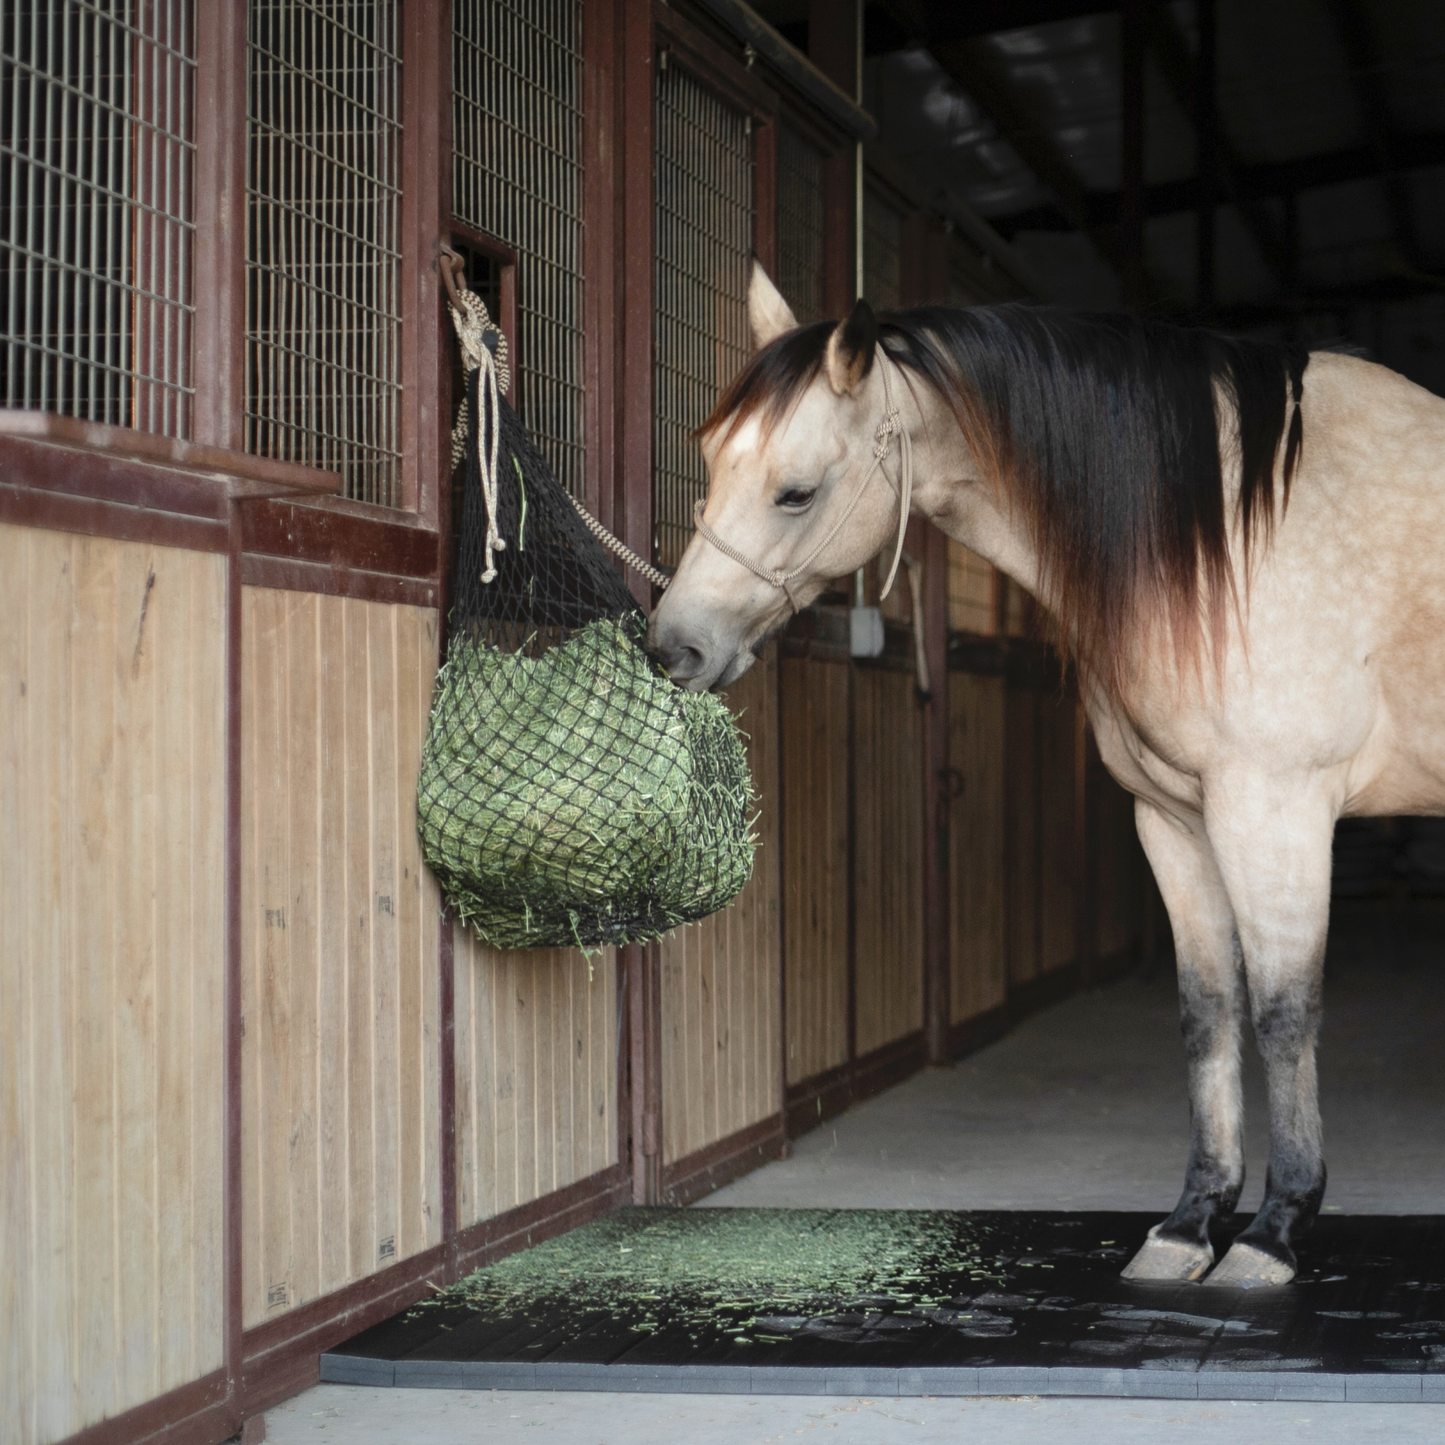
<box><xmin>648</xmin><ymin>261</ymin><xmax>1445</xmax><ymax>1289</ymax></box>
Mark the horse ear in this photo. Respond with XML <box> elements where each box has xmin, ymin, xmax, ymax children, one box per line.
<box><xmin>748</xmin><ymin>260</ymin><xmax>798</xmax><ymax>349</ymax></box>
<box><xmin>825</xmin><ymin>299</ymin><xmax>879</xmax><ymax>396</ymax></box>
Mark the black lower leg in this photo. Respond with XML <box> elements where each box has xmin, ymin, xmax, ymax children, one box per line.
<box><xmin>1155</xmin><ymin>966</ymin><xmax>1245</xmax><ymax>1253</ymax></box>
<box><xmin>1233</xmin><ymin>983</ymin><xmax>1326</xmax><ymax>1270</ymax></box>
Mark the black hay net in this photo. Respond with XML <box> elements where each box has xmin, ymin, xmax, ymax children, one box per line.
<box><xmin>417</xmin><ymin>360</ymin><xmax>756</xmax><ymax>952</ymax></box>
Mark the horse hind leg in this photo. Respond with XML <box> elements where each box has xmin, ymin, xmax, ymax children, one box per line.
<box><xmin>1121</xmin><ymin>801</ymin><xmax>1246</xmax><ymax>1283</ymax></box>
<box><xmin>1198</xmin><ymin>779</ymin><xmax>1332</xmax><ymax>1289</ymax></box>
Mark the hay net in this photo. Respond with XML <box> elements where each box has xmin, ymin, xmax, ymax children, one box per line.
<box><xmin>417</xmin><ymin>285</ymin><xmax>755</xmax><ymax>951</ymax></box>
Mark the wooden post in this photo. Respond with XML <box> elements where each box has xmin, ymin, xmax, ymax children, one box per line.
<box><xmin>922</xmin><ymin>521</ymin><xmax>952</xmax><ymax>1062</ymax></box>
<box><xmin>193</xmin><ymin>0</ymin><xmax>247</xmax><ymax>452</ymax></box>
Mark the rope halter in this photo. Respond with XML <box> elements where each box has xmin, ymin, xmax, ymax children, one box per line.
<box><xmin>690</xmin><ymin>349</ymin><xmax>914</xmax><ymax>613</ymax></box>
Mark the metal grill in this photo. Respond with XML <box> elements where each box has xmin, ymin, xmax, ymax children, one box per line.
<box><xmin>863</xmin><ymin>182</ymin><xmax>902</xmax><ymax>311</ymax></box>
<box><xmin>2</xmin><ymin>1</ymin><xmax>196</xmax><ymax>436</ymax></box>
<box><xmin>453</xmin><ymin>0</ymin><xmax>584</xmax><ymax>499</ymax></box>
<box><xmin>246</xmin><ymin>0</ymin><xmax>402</xmax><ymax>505</ymax></box>
<box><xmin>653</xmin><ymin>59</ymin><xmax>752</xmax><ymax>568</ymax></box>
<box><xmin>775</xmin><ymin>123</ymin><xmax>825</xmax><ymax>324</ymax></box>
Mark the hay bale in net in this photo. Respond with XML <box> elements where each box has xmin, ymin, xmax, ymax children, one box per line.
<box><xmin>417</xmin><ymin>293</ymin><xmax>755</xmax><ymax>950</ymax></box>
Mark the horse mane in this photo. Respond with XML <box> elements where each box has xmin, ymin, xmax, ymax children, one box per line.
<box><xmin>701</xmin><ymin>305</ymin><xmax>1309</xmax><ymax>693</ymax></box>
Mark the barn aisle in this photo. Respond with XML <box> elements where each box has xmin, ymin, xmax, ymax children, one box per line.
<box><xmin>704</xmin><ymin>900</ymin><xmax>1445</xmax><ymax>1215</ymax></box>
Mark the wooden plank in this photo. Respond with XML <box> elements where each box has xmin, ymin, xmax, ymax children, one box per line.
<box><xmin>780</xmin><ymin>656</ymin><xmax>848</xmax><ymax>1084</ymax></box>
<box><xmin>283</xmin><ymin>591</ymin><xmax>320</xmax><ymax>1313</ymax></box>
<box><xmin>658</xmin><ymin>653</ymin><xmax>783</xmax><ymax>1165</ymax></box>
<box><xmin>853</xmin><ymin>669</ymin><xmax>925</xmax><ymax>1056</ymax></box>
<box><xmin>188</xmin><ymin>548</ymin><xmax>228</xmax><ymax>1383</ymax></box>
<box><xmin>113</xmin><ymin>537</ymin><xmax>159</xmax><ymax>1395</ymax></box>
<box><xmin>2</xmin><ymin>528</ymin><xmax>226</xmax><ymax>1441</ymax></box>
<box><xmin>250</xmin><ymin>585</ymin><xmax>293</xmax><ymax>1325</ymax></box>
<box><xmin>241</xmin><ymin>591</ymin><xmax>441</xmax><ymax>1328</ymax></box>
<box><xmin>948</xmin><ymin>674</ymin><xmax>1008</xmax><ymax>1024</ymax></box>
<box><xmin>1039</xmin><ymin>690</ymin><xmax>1079</xmax><ymax>975</ymax></box>
<box><xmin>314</xmin><ymin>593</ymin><xmax>349</xmax><ymax>1297</ymax></box>
<box><xmin>70</xmin><ymin>533</ymin><xmax>122</xmax><ymax>1420</ymax></box>
<box><xmin>367</xmin><ymin>603</ymin><xmax>402</xmax><ymax>1276</ymax></box>
<box><xmin>26</xmin><ymin>527</ymin><xmax>79</xmax><ymax>1442</ymax></box>
<box><xmin>1005</xmin><ymin>679</ymin><xmax>1040</xmax><ymax>988</ymax></box>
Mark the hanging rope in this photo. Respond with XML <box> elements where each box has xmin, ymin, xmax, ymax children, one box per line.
<box><xmin>441</xmin><ymin>246</ymin><xmax>671</xmax><ymax>593</ymax></box>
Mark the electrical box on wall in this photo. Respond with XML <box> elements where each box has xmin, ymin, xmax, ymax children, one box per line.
<box><xmin>849</xmin><ymin>604</ymin><xmax>885</xmax><ymax>658</ymax></box>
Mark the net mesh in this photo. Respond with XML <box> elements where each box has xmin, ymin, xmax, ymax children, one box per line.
<box><xmin>417</xmin><ymin>294</ymin><xmax>755</xmax><ymax>950</ymax></box>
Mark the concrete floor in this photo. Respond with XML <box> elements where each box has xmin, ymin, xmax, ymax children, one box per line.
<box><xmin>266</xmin><ymin>900</ymin><xmax>1445</xmax><ymax>1442</ymax></box>
<box><xmin>705</xmin><ymin>899</ymin><xmax>1445</xmax><ymax>1214</ymax></box>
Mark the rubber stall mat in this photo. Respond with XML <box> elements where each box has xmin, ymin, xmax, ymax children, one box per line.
<box><xmin>321</xmin><ymin>1209</ymin><xmax>1445</xmax><ymax>1402</ymax></box>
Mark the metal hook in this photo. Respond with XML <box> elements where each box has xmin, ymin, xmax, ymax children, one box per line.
<box><xmin>438</xmin><ymin>242</ymin><xmax>467</xmax><ymax>312</ymax></box>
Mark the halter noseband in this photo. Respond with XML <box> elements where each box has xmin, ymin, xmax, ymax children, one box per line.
<box><xmin>690</xmin><ymin>350</ymin><xmax>914</xmax><ymax>613</ymax></box>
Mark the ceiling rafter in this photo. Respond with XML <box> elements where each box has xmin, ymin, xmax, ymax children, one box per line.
<box><xmin>1321</xmin><ymin>0</ymin><xmax>1420</xmax><ymax>272</ymax></box>
<box><xmin>1137</xmin><ymin>1</ymin><xmax>1289</xmax><ymax>288</ymax></box>
<box><xmin>986</xmin><ymin>128</ymin><xmax>1445</xmax><ymax>234</ymax></box>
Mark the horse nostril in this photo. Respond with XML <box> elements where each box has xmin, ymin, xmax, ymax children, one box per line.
<box><xmin>660</xmin><ymin>644</ymin><xmax>705</xmax><ymax>681</ymax></box>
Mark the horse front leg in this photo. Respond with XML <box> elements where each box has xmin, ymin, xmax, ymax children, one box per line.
<box><xmin>1121</xmin><ymin>799</ymin><xmax>1246</xmax><ymax>1283</ymax></box>
<box><xmin>1200</xmin><ymin>778</ymin><xmax>1333</xmax><ymax>1288</ymax></box>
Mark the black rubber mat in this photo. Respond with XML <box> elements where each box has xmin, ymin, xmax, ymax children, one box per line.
<box><xmin>321</xmin><ymin>1209</ymin><xmax>1445</xmax><ymax>1401</ymax></box>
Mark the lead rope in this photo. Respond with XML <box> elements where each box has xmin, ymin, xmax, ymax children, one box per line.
<box><xmin>447</xmin><ymin>288</ymin><xmax>510</xmax><ymax>583</ymax></box>
<box><xmin>691</xmin><ymin>351</ymin><xmax>913</xmax><ymax>611</ymax></box>
<box><xmin>443</xmin><ymin>259</ymin><xmax>672</xmax><ymax>593</ymax></box>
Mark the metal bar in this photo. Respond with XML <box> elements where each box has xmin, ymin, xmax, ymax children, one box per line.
<box><xmin>1195</xmin><ymin>0</ymin><xmax>1217</xmax><ymax>313</ymax></box>
<box><xmin>1119</xmin><ymin>0</ymin><xmax>1147</xmax><ymax>310</ymax></box>
<box><xmin>2</xmin><ymin>0</ymin><xmax>195</xmax><ymax>435</ymax></box>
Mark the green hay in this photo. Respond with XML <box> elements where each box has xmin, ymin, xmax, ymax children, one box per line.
<box><xmin>417</xmin><ymin>617</ymin><xmax>755</xmax><ymax>950</ymax></box>
<box><xmin>415</xmin><ymin>1208</ymin><xmax>995</xmax><ymax>1343</ymax></box>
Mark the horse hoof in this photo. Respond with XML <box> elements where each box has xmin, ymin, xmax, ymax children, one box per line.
<box><xmin>1120</xmin><ymin>1228</ymin><xmax>1214</xmax><ymax>1282</ymax></box>
<box><xmin>1200</xmin><ymin>1241</ymin><xmax>1296</xmax><ymax>1288</ymax></box>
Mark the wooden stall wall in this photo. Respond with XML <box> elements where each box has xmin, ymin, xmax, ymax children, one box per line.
<box><xmin>852</xmin><ymin>666</ymin><xmax>926</xmax><ymax>1057</ymax></box>
<box><xmin>780</xmin><ymin>655</ymin><xmax>849</xmax><ymax>1087</ymax></box>
<box><xmin>1</xmin><ymin>526</ymin><xmax>227</xmax><ymax>1445</ymax></box>
<box><xmin>1004</xmin><ymin>676</ymin><xmax>1041</xmax><ymax>989</ymax></box>
<box><xmin>947</xmin><ymin>671</ymin><xmax>1008</xmax><ymax>1031</ymax></box>
<box><xmin>239</xmin><ymin>589</ymin><xmax>443</xmax><ymax>1330</ymax></box>
<box><xmin>452</xmin><ymin>936</ymin><xmax>617</xmax><ymax>1226</ymax></box>
<box><xmin>659</xmin><ymin>651</ymin><xmax>784</xmax><ymax>1200</ymax></box>
<box><xmin>1038</xmin><ymin>690</ymin><xmax>1081</xmax><ymax>978</ymax></box>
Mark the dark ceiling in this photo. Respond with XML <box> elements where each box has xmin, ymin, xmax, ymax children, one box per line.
<box><xmin>754</xmin><ymin>0</ymin><xmax>1445</xmax><ymax>394</ymax></box>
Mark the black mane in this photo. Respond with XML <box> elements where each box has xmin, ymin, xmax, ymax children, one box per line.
<box><xmin>703</xmin><ymin>304</ymin><xmax>1308</xmax><ymax>690</ymax></box>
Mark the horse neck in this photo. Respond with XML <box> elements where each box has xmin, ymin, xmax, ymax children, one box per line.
<box><xmin>906</xmin><ymin>380</ymin><xmax>1046</xmax><ymax>606</ymax></box>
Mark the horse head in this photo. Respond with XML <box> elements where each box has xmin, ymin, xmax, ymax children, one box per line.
<box><xmin>647</xmin><ymin>263</ymin><xmax>911</xmax><ymax>692</ymax></box>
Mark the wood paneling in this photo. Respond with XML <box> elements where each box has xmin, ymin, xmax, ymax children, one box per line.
<box><xmin>453</xmin><ymin>934</ymin><xmax>617</xmax><ymax>1225</ymax></box>
<box><xmin>853</xmin><ymin>667</ymin><xmax>925</xmax><ymax>1056</ymax></box>
<box><xmin>1039</xmin><ymin>691</ymin><xmax>1080</xmax><ymax>975</ymax></box>
<box><xmin>947</xmin><ymin>673</ymin><xmax>1008</xmax><ymax>1025</ymax></box>
<box><xmin>780</xmin><ymin>655</ymin><xmax>849</xmax><ymax>1084</ymax></box>
<box><xmin>947</xmin><ymin>541</ymin><xmax>995</xmax><ymax>636</ymax></box>
<box><xmin>661</xmin><ymin>651</ymin><xmax>783</xmax><ymax>1165</ymax></box>
<box><xmin>240</xmin><ymin>588</ymin><xmax>442</xmax><ymax>1330</ymax></box>
<box><xmin>1</xmin><ymin>524</ymin><xmax>226</xmax><ymax>1445</ymax></box>
<box><xmin>1005</xmin><ymin>680</ymin><xmax>1040</xmax><ymax>987</ymax></box>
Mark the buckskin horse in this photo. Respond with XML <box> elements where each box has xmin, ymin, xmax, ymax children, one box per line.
<box><xmin>648</xmin><ymin>261</ymin><xmax>1445</xmax><ymax>1288</ymax></box>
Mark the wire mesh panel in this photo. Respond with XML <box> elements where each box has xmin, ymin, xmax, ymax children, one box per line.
<box><xmin>2</xmin><ymin>0</ymin><xmax>196</xmax><ymax>436</ymax></box>
<box><xmin>863</xmin><ymin>182</ymin><xmax>903</xmax><ymax>311</ymax></box>
<box><xmin>453</xmin><ymin>0</ymin><xmax>584</xmax><ymax>499</ymax></box>
<box><xmin>653</xmin><ymin>60</ymin><xmax>752</xmax><ymax>569</ymax></box>
<box><xmin>246</xmin><ymin>1</ymin><xmax>403</xmax><ymax>505</ymax></box>
<box><xmin>775</xmin><ymin>123</ymin><xmax>825</xmax><ymax>325</ymax></box>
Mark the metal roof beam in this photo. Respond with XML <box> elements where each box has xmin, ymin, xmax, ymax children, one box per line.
<box><xmin>920</xmin><ymin>34</ymin><xmax>1127</xmax><ymax>281</ymax></box>
<box><xmin>985</xmin><ymin>128</ymin><xmax>1445</xmax><ymax>234</ymax></box>
<box><xmin>1321</xmin><ymin>0</ymin><xmax>1419</xmax><ymax>271</ymax></box>
<box><xmin>1138</xmin><ymin>0</ymin><xmax>1288</xmax><ymax>287</ymax></box>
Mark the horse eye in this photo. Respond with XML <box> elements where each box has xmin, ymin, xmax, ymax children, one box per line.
<box><xmin>776</xmin><ymin>486</ymin><xmax>816</xmax><ymax>510</ymax></box>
